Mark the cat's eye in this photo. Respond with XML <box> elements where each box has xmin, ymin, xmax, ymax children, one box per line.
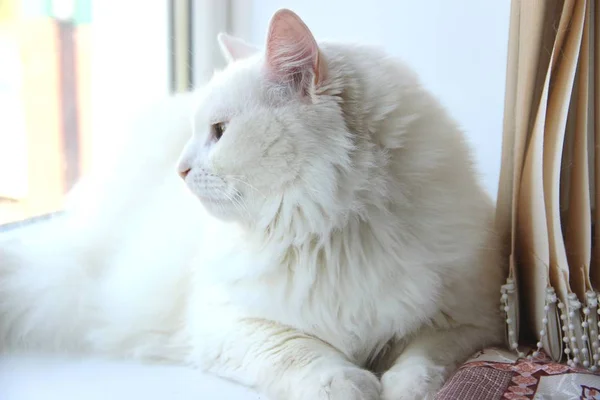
<box><xmin>212</xmin><ymin>122</ymin><xmax>227</xmax><ymax>141</ymax></box>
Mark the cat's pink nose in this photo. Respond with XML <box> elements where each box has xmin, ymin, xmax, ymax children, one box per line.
<box><xmin>179</xmin><ymin>168</ymin><xmax>191</xmax><ymax>179</ymax></box>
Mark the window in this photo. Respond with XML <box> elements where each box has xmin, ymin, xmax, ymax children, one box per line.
<box><xmin>0</xmin><ymin>0</ymin><xmax>247</xmax><ymax>230</ymax></box>
<box><xmin>0</xmin><ymin>0</ymin><xmax>95</xmax><ymax>226</ymax></box>
<box><xmin>0</xmin><ymin>1</ymin><xmax>172</xmax><ymax>228</ymax></box>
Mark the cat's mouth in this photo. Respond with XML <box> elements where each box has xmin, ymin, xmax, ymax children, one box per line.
<box><xmin>182</xmin><ymin>170</ymin><xmax>247</xmax><ymax>219</ymax></box>
<box><xmin>197</xmin><ymin>195</ymin><xmax>227</xmax><ymax>206</ymax></box>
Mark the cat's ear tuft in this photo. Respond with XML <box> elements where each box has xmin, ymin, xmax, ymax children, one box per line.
<box><xmin>217</xmin><ymin>32</ymin><xmax>259</xmax><ymax>64</ymax></box>
<box><xmin>265</xmin><ymin>9</ymin><xmax>326</xmax><ymax>92</ymax></box>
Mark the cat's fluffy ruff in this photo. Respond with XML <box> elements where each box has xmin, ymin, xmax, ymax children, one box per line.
<box><xmin>0</xmin><ymin>9</ymin><xmax>505</xmax><ymax>400</ymax></box>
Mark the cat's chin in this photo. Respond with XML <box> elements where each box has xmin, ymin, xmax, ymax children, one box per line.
<box><xmin>197</xmin><ymin>196</ymin><xmax>239</xmax><ymax>222</ymax></box>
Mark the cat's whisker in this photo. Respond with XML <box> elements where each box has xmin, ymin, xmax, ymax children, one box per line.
<box><xmin>230</xmin><ymin>195</ymin><xmax>252</xmax><ymax>220</ymax></box>
<box><xmin>226</xmin><ymin>176</ymin><xmax>268</xmax><ymax>199</ymax></box>
<box><xmin>235</xmin><ymin>198</ymin><xmax>254</xmax><ymax>222</ymax></box>
<box><xmin>221</xmin><ymin>190</ymin><xmax>253</xmax><ymax>221</ymax></box>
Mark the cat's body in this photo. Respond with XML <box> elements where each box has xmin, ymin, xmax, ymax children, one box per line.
<box><xmin>0</xmin><ymin>10</ymin><xmax>505</xmax><ymax>400</ymax></box>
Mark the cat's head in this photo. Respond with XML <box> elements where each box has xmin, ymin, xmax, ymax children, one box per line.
<box><xmin>177</xmin><ymin>9</ymin><xmax>360</xmax><ymax>234</ymax></box>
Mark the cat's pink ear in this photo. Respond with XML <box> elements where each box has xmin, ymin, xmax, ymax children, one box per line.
<box><xmin>217</xmin><ymin>33</ymin><xmax>259</xmax><ymax>64</ymax></box>
<box><xmin>265</xmin><ymin>9</ymin><xmax>326</xmax><ymax>91</ymax></box>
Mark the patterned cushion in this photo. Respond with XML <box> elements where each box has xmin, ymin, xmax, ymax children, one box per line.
<box><xmin>437</xmin><ymin>348</ymin><xmax>600</xmax><ymax>399</ymax></box>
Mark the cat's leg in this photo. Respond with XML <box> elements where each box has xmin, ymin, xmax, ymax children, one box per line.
<box><xmin>379</xmin><ymin>325</ymin><xmax>501</xmax><ymax>400</ymax></box>
<box><xmin>191</xmin><ymin>316</ymin><xmax>381</xmax><ymax>400</ymax></box>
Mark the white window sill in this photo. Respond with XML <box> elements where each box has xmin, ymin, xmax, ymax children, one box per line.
<box><xmin>0</xmin><ymin>355</ymin><xmax>261</xmax><ymax>400</ymax></box>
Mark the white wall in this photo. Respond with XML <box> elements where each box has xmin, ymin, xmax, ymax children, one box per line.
<box><xmin>248</xmin><ymin>0</ymin><xmax>510</xmax><ymax>198</ymax></box>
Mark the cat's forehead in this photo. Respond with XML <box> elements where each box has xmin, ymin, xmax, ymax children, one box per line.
<box><xmin>195</xmin><ymin>57</ymin><xmax>265</xmax><ymax>122</ymax></box>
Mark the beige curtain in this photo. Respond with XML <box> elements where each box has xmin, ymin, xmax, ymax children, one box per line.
<box><xmin>497</xmin><ymin>0</ymin><xmax>599</xmax><ymax>369</ymax></box>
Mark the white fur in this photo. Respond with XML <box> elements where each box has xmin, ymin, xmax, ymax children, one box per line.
<box><xmin>0</xmin><ymin>9</ymin><xmax>505</xmax><ymax>400</ymax></box>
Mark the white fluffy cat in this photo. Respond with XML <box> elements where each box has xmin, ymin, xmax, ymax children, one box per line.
<box><xmin>0</xmin><ymin>9</ymin><xmax>505</xmax><ymax>400</ymax></box>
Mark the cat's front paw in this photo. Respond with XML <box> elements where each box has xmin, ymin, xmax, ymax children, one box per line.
<box><xmin>380</xmin><ymin>361</ymin><xmax>445</xmax><ymax>400</ymax></box>
<box><xmin>297</xmin><ymin>366</ymin><xmax>381</xmax><ymax>400</ymax></box>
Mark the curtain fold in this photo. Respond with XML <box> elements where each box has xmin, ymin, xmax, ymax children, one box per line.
<box><xmin>497</xmin><ymin>0</ymin><xmax>598</xmax><ymax>369</ymax></box>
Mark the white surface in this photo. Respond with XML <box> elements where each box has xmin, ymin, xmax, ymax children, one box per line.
<box><xmin>0</xmin><ymin>355</ymin><xmax>262</xmax><ymax>400</ymax></box>
<box><xmin>248</xmin><ymin>0</ymin><xmax>510</xmax><ymax>198</ymax></box>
